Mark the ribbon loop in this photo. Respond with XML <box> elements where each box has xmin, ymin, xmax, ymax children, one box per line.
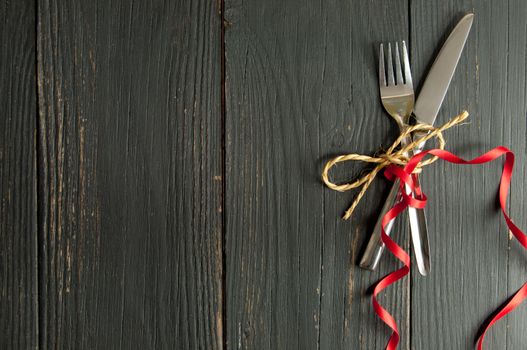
<box><xmin>321</xmin><ymin>111</ymin><xmax>527</xmax><ymax>350</ymax></box>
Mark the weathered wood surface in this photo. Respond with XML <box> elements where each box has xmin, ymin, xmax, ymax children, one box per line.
<box><xmin>506</xmin><ymin>1</ymin><xmax>527</xmax><ymax>347</ymax></box>
<box><xmin>2</xmin><ymin>0</ymin><xmax>527</xmax><ymax>348</ymax></box>
<box><xmin>410</xmin><ymin>2</ymin><xmax>527</xmax><ymax>349</ymax></box>
<box><xmin>224</xmin><ymin>0</ymin><xmax>411</xmax><ymax>349</ymax></box>
<box><xmin>37</xmin><ymin>0</ymin><xmax>222</xmax><ymax>348</ymax></box>
<box><xmin>0</xmin><ymin>1</ymin><xmax>38</xmax><ymax>348</ymax></box>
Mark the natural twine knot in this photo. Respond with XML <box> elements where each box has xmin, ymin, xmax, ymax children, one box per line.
<box><xmin>322</xmin><ymin>111</ymin><xmax>469</xmax><ymax>220</ymax></box>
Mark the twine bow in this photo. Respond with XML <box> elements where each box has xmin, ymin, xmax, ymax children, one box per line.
<box><xmin>322</xmin><ymin>111</ymin><xmax>469</xmax><ymax>219</ymax></box>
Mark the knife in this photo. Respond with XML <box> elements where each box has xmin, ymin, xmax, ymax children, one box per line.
<box><xmin>359</xmin><ymin>13</ymin><xmax>474</xmax><ymax>274</ymax></box>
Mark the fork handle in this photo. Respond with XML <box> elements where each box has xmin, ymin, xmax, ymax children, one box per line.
<box><xmin>359</xmin><ymin>146</ymin><xmax>430</xmax><ymax>274</ymax></box>
<box><xmin>359</xmin><ymin>179</ymin><xmax>400</xmax><ymax>270</ymax></box>
<box><xmin>359</xmin><ymin>179</ymin><xmax>429</xmax><ymax>272</ymax></box>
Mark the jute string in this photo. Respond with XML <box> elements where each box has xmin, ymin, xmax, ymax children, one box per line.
<box><xmin>322</xmin><ymin>111</ymin><xmax>469</xmax><ymax>220</ymax></box>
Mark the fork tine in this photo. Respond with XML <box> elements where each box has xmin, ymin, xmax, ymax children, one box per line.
<box><xmin>394</xmin><ymin>42</ymin><xmax>403</xmax><ymax>85</ymax></box>
<box><xmin>379</xmin><ymin>44</ymin><xmax>386</xmax><ymax>86</ymax></box>
<box><xmin>402</xmin><ymin>41</ymin><xmax>412</xmax><ymax>86</ymax></box>
<box><xmin>387</xmin><ymin>43</ymin><xmax>395</xmax><ymax>85</ymax></box>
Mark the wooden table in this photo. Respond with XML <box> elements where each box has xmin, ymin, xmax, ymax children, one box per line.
<box><xmin>2</xmin><ymin>0</ymin><xmax>527</xmax><ymax>349</ymax></box>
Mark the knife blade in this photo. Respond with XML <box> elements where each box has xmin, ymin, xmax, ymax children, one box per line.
<box><xmin>414</xmin><ymin>13</ymin><xmax>474</xmax><ymax>127</ymax></box>
<box><xmin>359</xmin><ymin>13</ymin><xmax>474</xmax><ymax>274</ymax></box>
<box><xmin>407</xmin><ymin>13</ymin><xmax>474</xmax><ymax>276</ymax></box>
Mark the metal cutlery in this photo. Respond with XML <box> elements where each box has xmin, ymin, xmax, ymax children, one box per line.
<box><xmin>359</xmin><ymin>13</ymin><xmax>475</xmax><ymax>274</ymax></box>
<box><xmin>359</xmin><ymin>41</ymin><xmax>429</xmax><ymax>273</ymax></box>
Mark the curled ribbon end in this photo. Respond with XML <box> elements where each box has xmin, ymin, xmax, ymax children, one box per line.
<box><xmin>320</xmin><ymin>109</ymin><xmax>527</xmax><ymax>349</ymax></box>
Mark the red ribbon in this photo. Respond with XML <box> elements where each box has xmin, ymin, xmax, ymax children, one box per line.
<box><xmin>372</xmin><ymin>146</ymin><xmax>527</xmax><ymax>350</ymax></box>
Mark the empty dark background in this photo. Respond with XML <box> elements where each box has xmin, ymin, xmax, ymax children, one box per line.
<box><xmin>1</xmin><ymin>0</ymin><xmax>527</xmax><ymax>349</ymax></box>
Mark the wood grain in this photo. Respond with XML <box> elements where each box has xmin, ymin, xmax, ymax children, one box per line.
<box><xmin>410</xmin><ymin>1</ymin><xmax>526</xmax><ymax>349</ymax></box>
<box><xmin>37</xmin><ymin>0</ymin><xmax>223</xmax><ymax>348</ymax></box>
<box><xmin>0</xmin><ymin>1</ymin><xmax>38</xmax><ymax>349</ymax></box>
<box><xmin>1</xmin><ymin>0</ymin><xmax>524</xmax><ymax>348</ymax></box>
<box><xmin>224</xmin><ymin>1</ymin><xmax>412</xmax><ymax>348</ymax></box>
<box><xmin>505</xmin><ymin>0</ymin><xmax>527</xmax><ymax>347</ymax></box>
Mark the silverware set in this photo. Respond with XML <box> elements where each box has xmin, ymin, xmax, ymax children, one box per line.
<box><xmin>359</xmin><ymin>13</ymin><xmax>474</xmax><ymax>274</ymax></box>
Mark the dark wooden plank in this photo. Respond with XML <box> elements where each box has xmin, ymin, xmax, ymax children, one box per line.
<box><xmin>37</xmin><ymin>0</ymin><xmax>223</xmax><ymax>348</ymax></box>
<box><xmin>0</xmin><ymin>0</ymin><xmax>38</xmax><ymax>348</ymax></box>
<box><xmin>224</xmin><ymin>1</ymin><xmax>411</xmax><ymax>348</ymax></box>
<box><xmin>506</xmin><ymin>0</ymin><xmax>527</xmax><ymax>347</ymax></box>
<box><xmin>410</xmin><ymin>2</ymin><xmax>519</xmax><ymax>349</ymax></box>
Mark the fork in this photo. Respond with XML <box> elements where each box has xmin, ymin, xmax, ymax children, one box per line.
<box><xmin>359</xmin><ymin>41</ymin><xmax>429</xmax><ymax>274</ymax></box>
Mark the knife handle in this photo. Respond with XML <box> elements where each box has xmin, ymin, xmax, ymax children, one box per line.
<box><xmin>359</xmin><ymin>164</ymin><xmax>430</xmax><ymax>274</ymax></box>
<box><xmin>407</xmin><ymin>156</ymin><xmax>431</xmax><ymax>275</ymax></box>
